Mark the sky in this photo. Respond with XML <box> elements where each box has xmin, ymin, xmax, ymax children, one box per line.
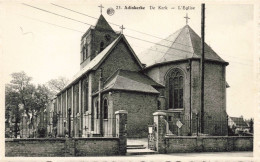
<box><xmin>0</xmin><ymin>1</ymin><xmax>258</xmax><ymax>119</ymax></box>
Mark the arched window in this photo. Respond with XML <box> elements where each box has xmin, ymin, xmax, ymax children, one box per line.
<box><xmin>100</xmin><ymin>42</ymin><xmax>104</xmax><ymax>52</ymax></box>
<box><xmin>168</xmin><ymin>69</ymin><xmax>184</xmax><ymax>109</ymax></box>
<box><xmin>103</xmin><ymin>99</ymin><xmax>108</xmax><ymax>119</ymax></box>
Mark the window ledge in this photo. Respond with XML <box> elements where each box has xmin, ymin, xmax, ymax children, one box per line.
<box><xmin>167</xmin><ymin>108</ymin><xmax>184</xmax><ymax>112</ymax></box>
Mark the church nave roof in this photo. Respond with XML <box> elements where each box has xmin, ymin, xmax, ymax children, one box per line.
<box><xmin>57</xmin><ymin>34</ymin><xmax>144</xmax><ymax>95</ymax></box>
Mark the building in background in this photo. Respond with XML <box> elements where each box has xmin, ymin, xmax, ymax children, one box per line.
<box><xmin>228</xmin><ymin>116</ymin><xmax>250</xmax><ymax>135</ymax></box>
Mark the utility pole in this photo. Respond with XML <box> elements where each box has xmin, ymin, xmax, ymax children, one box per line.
<box><xmin>200</xmin><ymin>3</ymin><xmax>205</xmax><ymax>134</ymax></box>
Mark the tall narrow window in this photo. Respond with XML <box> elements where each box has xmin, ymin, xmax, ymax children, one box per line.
<box><xmin>82</xmin><ymin>46</ymin><xmax>86</xmax><ymax>61</ymax></box>
<box><xmin>74</xmin><ymin>84</ymin><xmax>79</xmax><ymax>114</ymax></box>
<box><xmin>168</xmin><ymin>69</ymin><xmax>184</xmax><ymax>109</ymax></box>
<box><xmin>96</xmin><ymin>100</ymin><xmax>99</xmax><ymax>119</ymax></box>
<box><xmin>100</xmin><ymin>42</ymin><xmax>104</xmax><ymax>52</ymax></box>
<box><xmin>169</xmin><ymin>78</ymin><xmax>173</xmax><ymax>108</ymax></box>
<box><xmin>82</xmin><ymin>79</ymin><xmax>88</xmax><ymax>112</ymax></box>
<box><xmin>103</xmin><ymin>99</ymin><xmax>108</xmax><ymax>119</ymax></box>
<box><xmin>62</xmin><ymin>93</ymin><xmax>66</xmax><ymax>117</ymax></box>
<box><xmin>157</xmin><ymin>100</ymin><xmax>161</xmax><ymax>110</ymax></box>
<box><xmin>85</xmin><ymin>45</ymin><xmax>88</xmax><ymax>59</ymax></box>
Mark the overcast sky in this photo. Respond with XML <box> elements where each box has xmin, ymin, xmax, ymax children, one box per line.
<box><xmin>1</xmin><ymin>1</ymin><xmax>257</xmax><ymax>119</ymax></box>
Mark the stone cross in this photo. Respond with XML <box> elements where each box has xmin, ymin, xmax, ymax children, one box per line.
<box><xmin>120</xmin><ymin>25</ymin><xmax>125</xmax><ymax>34</ymax></box>
<box><xmin>98</xmin><ymin>4</ymin><xmax>104</xmax><ymax>14</ymax></box>
<box><xmin>184</xmin><ymin>13</ymin><xmax>190</xmax><ymax>25</ymax></box>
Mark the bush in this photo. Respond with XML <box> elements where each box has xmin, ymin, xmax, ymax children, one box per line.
<box><xmin>38</xmin><ymin>127</ymin><xmax>47</xmax><ymax>138</ymax></box>
<box><xmin>228</xmin><ymin>126</ymin><xmax>236</xmax><ymax>136</ymax></box>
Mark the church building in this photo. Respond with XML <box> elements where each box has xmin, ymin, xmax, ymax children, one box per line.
<box><xmin>53</xmin><ymin>13</ymin><xmax>229</xmax><ymax>138</ymax></box>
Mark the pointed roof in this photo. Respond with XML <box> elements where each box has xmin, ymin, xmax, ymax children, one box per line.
<box><xmin>94</xmin><ymin>14</ymin><xmax>115</xmax><ymax>32</ymax></box>
<box><xmin>81</xmin><ymin>14</ymin><xmax>116</xmax><ymax>39</ymax></box>
<box><xmin>102</xmin><ymin>69</ymin><xmax>161</xmax><ymax>94</ymax></box>
<box><xmin>57</xmin><ymin>34</ymin><xmax>143</xmax><ymax>95</ymax></box>
<box><xmin>138</xmin><ymin>25</ymin><xmax>227</xmax><ymax>68</ymax></box>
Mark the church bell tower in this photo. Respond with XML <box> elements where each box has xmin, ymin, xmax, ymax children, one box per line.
<box><xmin>80</xmin><ymin>14</ymin><xmax>119</xmax><ymax>69</ymax></box>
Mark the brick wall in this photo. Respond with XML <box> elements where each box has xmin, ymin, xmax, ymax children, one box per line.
<box><xmin>91</xmin><ymin>40</ymin><xmax>142</xmax><ymax>92</ymax></box>
<box><xmin>153</xmin><ymin>111</ymin><xmax>252</xmax><ymax>153</ymax></box>
<box><xmin>75</xmin><ymin>138</ymin><xmax>120</xmax><ymax>156</ymax></box>
<box><xmin>146</xmin><ymin>60</ymin><xmax>228</xmax><ymax>136</ymax></box>
<box><xmin>112</xmin><ymin>91</ymin><xmax>158</xmax><ymax>138</ymax></box>
<box><xmin>91</xmin><ymin>30</ymin><xmax>118</xmax><ymax>59</ymax></box>
<box><xmin>190</xmin><ymin>61</ymin><xmax>228</xmax><ymax>135</ymax></box>
<box><xmin>204</xmin><ymin>62</ymin><xmax>227</xmax><ymax>135</ymax></box>
<box><xmin>80</xmin><ymin>26</ymin><xmax>118</xmax><ymax>69</ymax></box>
<box><xmin>5</xmin><ymin>138</ymin><xmax>66</xmax><ymax>157</ymax></box>
<box><xmin>5</xmin><ymin>138</ymin><xmax>120</xmax><ymax>157</ymax></box>
<box><xmin>164</xmin><ymin>136</ymin><xmax>253</xmax><ymax>153</ymax></box>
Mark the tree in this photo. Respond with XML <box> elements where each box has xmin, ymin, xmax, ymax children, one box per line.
<box><xmin>47</xmin><ymin>77</ymin><xmax>68</xmax><ymax>96</ymax></box>
<box><xmin>5</xmin><ymin>71</ymin><xmax>52</xmax><ymax>138</ymax></box>
<box><xmin>31</xmin><ymin>84</ymin><xmax>52</xmax><ymax>114</ymax></box>
<box><xmin>5</xmin><ymin>85</ymin><xmax>21</xmax><ymax>138</ymax></box>
<box><xmin>5</xmin><ymin>71</ymin><xmax>35</xmax><ymax>137</ymax></box>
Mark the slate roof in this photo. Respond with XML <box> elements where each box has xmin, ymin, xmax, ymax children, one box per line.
<box><xmin>230</xmin><ymin>117</ymin><xmax>248</xmax><ymax>127</ymax></box>
<box><xmin>57</xmin><ymin>34</ymin><xmax>143</xmax><ymax>95</ymax></box>
<box><xmin>102</xmin><ymin>69</ymin><xmax>162</xmax><ymax>94</ymax></box>
<box><xmin>81</xmin><ymin>15</ymin><xmax>116</xmax><ymax>39</ymax></box>
<box><xmin>138</xmin><ymin>25</ymin><xmax>227</xmax><ymax>68</ymax></box>
<box><xmin>94</xmin><ymin>14</ymin><xmax>115</xmax><ymax>32</ymax></box>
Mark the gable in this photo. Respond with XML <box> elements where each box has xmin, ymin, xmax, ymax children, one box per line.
<box><xmin>91</xmin><ymin>39</ymin><xmax>143</xmax><ymax>91</ymax></box>
<box><xmin>57</xmin><ymin>35</ymin><xmax>144</xmax><ymax>95</ymax></box>
<box><xmin>103</xmin><ymin>39</ymin><xmax>141</xmax><ymax>67</ymax></box>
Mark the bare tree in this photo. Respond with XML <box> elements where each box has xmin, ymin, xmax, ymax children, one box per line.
<box><xmin>47</xmin><ymin>77</ymin><xmax>69</xmax><ymax>96</ymax></box>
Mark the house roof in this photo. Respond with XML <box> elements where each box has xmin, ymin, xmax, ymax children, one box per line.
<box><xmin>57</xmin><ymin>34</ymin><xmax>143</xmax><ymax>95</ymax></box>
<box><xmin>138</xmin><ymin>25</ymin><xmax>228</xmax><ymax>68</ymax></box>
<box><xmin>102</xmin><ymin>69</ymin><xmax>161</xmax><ymax>94</ymax></box>
<box><xmin>230</xmin><ymin>117</ymin><xmax>248</xmax><ymax>127</ymax></box>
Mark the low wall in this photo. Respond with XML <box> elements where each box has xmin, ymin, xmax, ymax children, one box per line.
<box><xmin>5</xmin><ymin>138</ymin><xmax>120</xmax><ymax>157</ymax></box>
<box><xmin>75</xmin><ymin>138</ymin><xmax>120</xmax><ymax>156</ymax></box>
<box><xmin>164</xmin><ymin>136</ymin><xmax>253</xmax><ymax>153</ymax></box>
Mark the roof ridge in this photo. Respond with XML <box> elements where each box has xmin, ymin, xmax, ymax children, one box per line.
<box><xmin>110</xmin><ymin>73</ymin><xmax>120</xmax><ymax>89</ymax></box>
<box><xmin>103</xmin><ymin>69</ymin><xmax>121</xmax><ymax>85</ymax></box>
<box><xmin>160</xmin><ymin>26</ymin><xmax>185</xmax><ymax>61</ymax></box>
<box><xmin>186</xmin><ymin>26</ymin><xmax>225</xmax><ymax>62</ymax></box>
<box><xmin>57</xmin><ymin>35</ymin><xmax>122</xmax><ymax>95</ymax></box>
<box><xmin>93</xmin><ymin>34</ymin><xmax>144</xmax><ymax>70</ymax></box>
<box><xmin>186</xmin><ymin>25</ymin><xmax>196</xmax><ymax>58</ymax></box>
